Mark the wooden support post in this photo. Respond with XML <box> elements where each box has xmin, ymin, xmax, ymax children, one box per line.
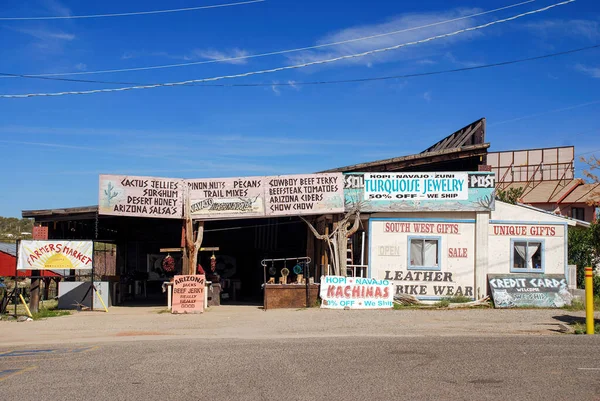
<box><xmin>29</xmin><ymin>271</ymin><xmax>40</xmax><ymax>313</ymax></box>
<box><xmin>181</xmin><ymin>221</ymin><xmax>189</xmax><ymax>275</ymax></box>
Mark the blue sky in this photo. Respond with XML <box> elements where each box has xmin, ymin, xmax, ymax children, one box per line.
<box><xmin>0</xmin><ymin>0</ymin><xmax>599</xmax><ymax>217</ymax></box>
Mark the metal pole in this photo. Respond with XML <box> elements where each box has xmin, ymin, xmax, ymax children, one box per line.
<box><xmin>91</xmin><ymin>241</ymin><xmax>95</xmax><ymax>311</ymax></box>
<box><xmin>585</xmin><ymin>266</ymin><xmax>595</xmax><ymax>335</ymax></box>
<box><xmin>360</xmin><ymin>232</ymin><xmax>365</xmax><ymax>265</ymax></box>
<box><xmin>14</xmin><ymin>239</ymin><xmax>19</xmax><ymax>316</ymax></box>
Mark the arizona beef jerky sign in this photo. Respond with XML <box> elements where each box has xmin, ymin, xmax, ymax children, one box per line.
<box><xmin>99</xmin><ymin>175</ymin><xmax>183</xmax><ymax>219</ymax></box>
<box><xmin>265</xmin><ymin>173</ymin><xmax>345</xmax><ymax>216</ymax></box>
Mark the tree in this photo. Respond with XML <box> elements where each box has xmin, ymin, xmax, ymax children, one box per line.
<box><xmin>568</xmin><ymin>223</ymin><xmax>600</xmax><ymax>287</ymax></box>
<box><xmin>301</xmin><ymin>203</ymin><xmax>362</xmax><ymax>277</ymax></box>
<box><xmin>496</xmin><ymin>186</ymin><xmax>524</xmax><ymax>205</ymax></box>
<box><xmin>184</xmin><ymin>195</ymin><xmax>204</xmax><ymax>276</ymax></box>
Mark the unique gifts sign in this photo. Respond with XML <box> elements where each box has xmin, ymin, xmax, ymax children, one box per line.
<box><xmin>18</xmin><ymin>240</ymin><xmax>93</xmax><ymax>270</ymax></box>
<box><xmin>488</xmin><ymin>274</ymin><xmax>572</xmax><ymax>308</ymax></box>
<box><xmin>171</xmin><ymin>275</ymin><xmax>205</xmax><ymax>314</ymax></box>
<box><xmin>187</xmin><ymin>177</ymin><xmax>264</xmax><ymax>219</ymax></box>
<box><xmin>319</xmin><ymin>276</ymin><xmax>394</xmax><ymax>309</ymax></box>
<box><xmin>99</xmin><ymin>175</ymin><xmax>184</xmax><ymax>219</ymax></box>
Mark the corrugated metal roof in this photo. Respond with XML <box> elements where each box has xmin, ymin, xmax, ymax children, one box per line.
<box><xmin>500</xmin><ymin>180</ymin><xmax>580</xmax><ymax>203</ymax></box>
<box><xmin>561</xmin><ymin>183</ymin><xmax>600</xmax><ymax>204</ymax></box>
<box><xmin>0</xmin><ymin>242</ymin><xmax>16</xmax><ymax>257</ymax></box>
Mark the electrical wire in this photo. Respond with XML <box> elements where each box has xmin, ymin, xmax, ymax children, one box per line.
<box><xmin>0</xmin><ymin>0</ymin><xmax>536</xmax><ymax>78</ymax></box>
<box><xmin>0</xmin><ymin>0</ymin><xmax>265</xmax><ymax>21</ymax></box>
<box><xmin>2</xmin><ymin>43</ymin><xmax>597</xmax><ymax>87</ymax></box>
<box><xmin>0</xmin><ymin>0</ymin><xmax>576</xmax><ymax>99</ymax></box>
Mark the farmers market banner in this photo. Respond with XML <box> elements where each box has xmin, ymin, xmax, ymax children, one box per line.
<box><xmin>488</xmin><ymin>274</ymin><xmax>572</xmax><ymax>308</ymax></box>
<box><xmin>18</xmin><ymin>240</ymin><xmax>94</xmax><ymax>270</ymax></box>
<box><xmin>320</xmin><ymin>275</ymin><xmax>394</xmax><ymax>309</ymax></box>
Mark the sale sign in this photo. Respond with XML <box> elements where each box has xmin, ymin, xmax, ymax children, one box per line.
<box><xmin>171</xmin><ymin>275</ymin><xmax>205</xmax><ymax>314</ymax></box>
<box><xmin>319</xmin><ymin>276</ymin><xmax>394</xmax><ymax>309</ymax></box>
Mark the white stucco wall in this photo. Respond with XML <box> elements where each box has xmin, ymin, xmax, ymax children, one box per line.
<box><xmin>369</xmin><ymin>212</ymin><xmax>477</xmax><ymax>300</ymax></box>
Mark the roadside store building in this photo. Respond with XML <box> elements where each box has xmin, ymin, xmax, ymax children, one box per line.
<box><xmin>19</xmin><ymin>119</ymin><xmax>577</xmax><ymax>306</ymax></box>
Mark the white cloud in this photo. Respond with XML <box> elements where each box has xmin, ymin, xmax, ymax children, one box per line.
<box><xmin>416</xmin><ymin>59</ymin><xmax>437</xmax><ymax>65</ymax></box>
<box><xmin>524</xmin><ymin>19</ymin><xmax>600</xmax><ymax>42</ymax></box>
<box><xmin>445</xmin><ymin>51</ymin><xmax>481</xmax><ymax>68</ymax></box>
<box><xmin>12</xmin><ymin>27</ymin><xmax>75</xmax><ymax>41</ymax></box>
<box><xmin>575</xmin><ymin>64</ymin><xmax>600</xmax><ymax>78</ymax></box>
<box><xmin>192</xmin><ymin>48</ymin><xmax>250</xmax><ymax>65</ymax></box>
<box><xmin>41</xmin><ymin>0</ymin><xmax>72</xmax><ymax>17</ymax></box>
<box><xmin>75</xmin><ymin>63</ymin><xmax>87</xmax><ymax>71</ymax></box>
<box><xmin>423</xmin><ymin>91</ymin><xmax>432</xmax><ymax>102</ymax></box>
<box><xmin>286</xmin><ymin>7</ymin><xmax>485</xmax><ymax>69</ymax></box>
<box><xmin>271</xmin><ymin>84</ymin><xmax>281</xmax><ymax>96</ymax></box>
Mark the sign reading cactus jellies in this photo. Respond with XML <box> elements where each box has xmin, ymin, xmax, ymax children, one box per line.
<box><xmin>99</xmin><ymin>175</ymin><xmax>184</xmax><ymax>219</ymax></box>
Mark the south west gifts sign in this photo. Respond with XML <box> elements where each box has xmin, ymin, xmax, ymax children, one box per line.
<box><xmin>488</xmin><ymin>274</ymin><xmax>572</xmax><ymax>308</ymax></box>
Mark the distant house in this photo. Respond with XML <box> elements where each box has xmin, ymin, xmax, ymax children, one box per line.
<box><xmin>489</xmin><ymin>146</ymin><xmax>600</xmax><ymax>223</ymax></box>
<box><xmin>0</xmin><ymin>242</ymin><xmax>16</xmax><ymax>277</ymax></box>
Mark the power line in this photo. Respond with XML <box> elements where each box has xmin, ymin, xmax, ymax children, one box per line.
<box><xmin>490</xmin><ymin>99</ymin><xmax>600</xmax><ymax>126</ymax></box>
<box><xmin>0</xmin><ymin>0</ymin><xmax>536</xmax><ymax>78</ymax></box>
<box><xmin>0</xmin><ymin>0</ymin><xmax>265</xmax><ymax>21</ymax></box>
<box><xmin>2</xmin><ymin>44</ymin><xmax>598</xmax><ymax>87</ymax></box>
<box><xmin>0</xmin><ymin>0</ymin><xmax>576</xmax><ymax>99</ymax></box>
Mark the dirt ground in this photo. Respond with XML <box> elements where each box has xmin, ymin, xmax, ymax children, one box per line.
<box><xmin>1</xmin><ymin>305</ymin><xmax>598</xmax><ymax>347</ymax></box>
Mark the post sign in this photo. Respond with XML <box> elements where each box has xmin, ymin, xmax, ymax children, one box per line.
<box><xmin>488</xmin><ymin>274</ymin><xmax>572</xmax><ymax>308</ymax></box>
<box><xmin>99</xmin><ymin>175</ymin><xmax>184</xmax><ymax>219</ymax></box>
<box><xmin>319</xmin><ymin>276</ymin><xmax>394</xmax><ymax>309</ymax></box>
<box><xmin>187</xmin><ymin>177</ymin><xmax>264</xmax><ymax>219</ymax></box>
<box><xmin>18</xmin><ymin>240</ymin><xmax>93</xmax><ymax>270</ymax></box>
<box><xmin>344</xmin><ymin>172</ymin><xmax>495</xmax><ymax>212</ymax></box>
<box><xmin>171</xmin><ymin>275</ymin><xmax>205</xmax><ymax>314</ymax></box>
<box><xmin>264</xmin><ymin>173</ymin><xmax>345</xmax><ymax>216</ymax></box>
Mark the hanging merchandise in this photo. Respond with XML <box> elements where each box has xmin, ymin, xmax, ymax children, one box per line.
<box><xmin>162</xmin><ymin>254</ymin><xmax>175</xmax><ymax>272</ymax></box>
<box><xmin>293</xmin><ymin>264</ymin><xmax>303</xmax><ymax>275</ymax></box>
<box><xmin>210</xmin><ymin>253</ymin><xmax>217</xmax><ymax>272</ymax></box>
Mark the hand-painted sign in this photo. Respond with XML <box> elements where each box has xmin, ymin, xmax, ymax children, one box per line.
<box><xmin>319</xmin><ymin>275</ymin><xmax>394</xmax><ymax>309</ymax></box>
<box><xmin>265</xmin><ymin>173</ymin><xmax>344</xmax><ymax>216</ymax></box>
<box><xmin>488</xmin><ymin>274</ymin><xmax>572</xmax><ymax>308</ymax></box>
<box><xmin>344</xmin><ymin>172</ymin><xmax>495</xmax><ymax>212</ymax></box>
<box><xmin>172</xmin><ymin>275</ymin><xmax>205</xmax><ymax>313</ymax></box>
<box><xmin>18</xmin><ymin>240</ymin><xmax>93</xmax><ymax>270</ymax></box>
<box><xmin>187</xmin><ymin>177</ymin><xmax>264</xmax><ymax>219</ymax></box>
<box><xmin>99</xmin><ymin>175</ymin><xmax>184</xmax><ymax>219</ymax></box>
<box><xmin>364</xmin><ymin>172</ymin><xmax>468</xmax><ymax>201</ymax></box>
<box><xmin>490</xmin><ymin>225</ymin><xmax>560</xmax><ymax>237</ymax></box>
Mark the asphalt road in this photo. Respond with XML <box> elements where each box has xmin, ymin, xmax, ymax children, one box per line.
<box><xmin>1</xmin><ymin>336</ymin><xmax>599</xmax><ymax>401</ymax></box>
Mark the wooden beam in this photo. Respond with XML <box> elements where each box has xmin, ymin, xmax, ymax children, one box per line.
<box><xmin>160</xmin><ymin>247</ymin><xmax>219</xmax><ymax>253</ymax></box>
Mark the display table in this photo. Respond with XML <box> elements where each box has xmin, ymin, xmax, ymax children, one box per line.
<box><xmin>263</xmin><ymin>284</ymin><xmax>320</xmax><ymax>310</ymax></box>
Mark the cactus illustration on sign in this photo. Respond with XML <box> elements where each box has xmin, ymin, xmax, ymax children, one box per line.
<box><xmin>104</xmin><ymin>182</ymin><xmax>119</xmax><ymax>207</ymax></box>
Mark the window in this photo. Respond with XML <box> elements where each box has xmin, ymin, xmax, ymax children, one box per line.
<box><xmin>571</xmin><ymin>207</ymin><xmax>585</xmax><ymax>221</ymax></box>
<box><xmin>511</xmin><ymin>240</ymin><xmax>544</xmax><ymax>273</ymax></box>
<box><xmin>408</xmin><ymin>237</ymin><xmax>441</xmax><ymax>270</ymax></box>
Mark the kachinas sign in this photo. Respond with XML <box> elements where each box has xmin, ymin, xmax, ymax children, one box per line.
<box><xmin>319</xmin><ymin>275</ymin><xmax>394</xmax><ymax>309</ymax></box>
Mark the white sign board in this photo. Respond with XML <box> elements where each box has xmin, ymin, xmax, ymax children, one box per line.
<box><xmin>319</xmin><ymin>276</ymin><xmax>394</xmax><ymax>309</ymax></box>
<box><xmin>99</xmin><ymin>175</ymin><xmax>184</xmax><ymax>219</ymax></box>
<box><xmin>187</xmin><ymin>177</ymin><xmax>264</xmax><ymax>219</ymax></box>
<box><xmin>265</xmin><ymin>173</ymin><xmax>344</xmax><ymax>216</ymax></box>
<box><xmin>364</xmin><ymin>172</ymin><xmax>468</xmax><ymax>201</ymax></box>
<box><xmin>18</xmin><ymin>240</ymin><xmax>93</xmax><ymax>270</ymax></box>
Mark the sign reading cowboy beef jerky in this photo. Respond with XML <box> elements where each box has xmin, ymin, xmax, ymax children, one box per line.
<box><xmin>99</xmin><ymin>175</ymin><xmax>183</xmax><ymax>218</ymax></box>
<box><xmin>488</xmin><ymin>274</ymin><xmax>573</xmax><ymax>308</ymax></box>
<box><xmin>265</xmin><ymin>173</ymin><xmax>344</xmax><ymax>216</ymax></box>
<box><xmin>187</xmin><ymin>177</ymin><xmax>264</xmax><ymax>219</ymax></box>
